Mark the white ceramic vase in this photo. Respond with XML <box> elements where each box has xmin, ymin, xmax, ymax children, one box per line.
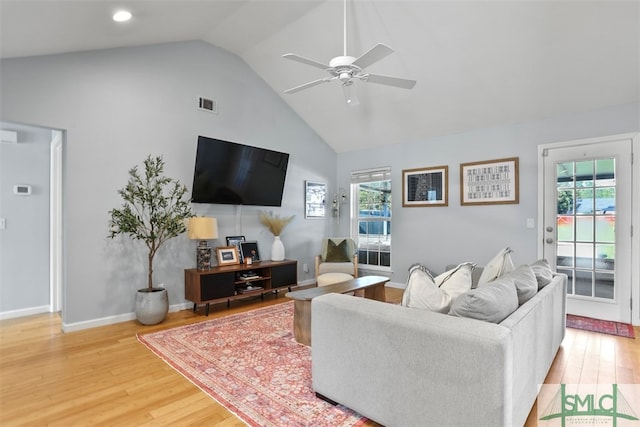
<box><xmin>271</xmin><ymin>235</ymin><xmax>285</xmax><ymax>261</ymax></box>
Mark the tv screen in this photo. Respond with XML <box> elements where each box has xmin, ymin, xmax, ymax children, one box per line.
<box><xmin>191</xmin><ymin>136</ymin><xmax>289</xmax><ymax>206</ymax></box>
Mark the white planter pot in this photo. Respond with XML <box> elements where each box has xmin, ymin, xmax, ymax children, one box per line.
<box><xmin>271</xmin><ymin>236</ymin><xmax>285</xmax><ymax>261</ymax></box>
<box><xmin>135</xmin><ymin>287</ymin><xmax>168</xmax><ymax>325</ymax></box>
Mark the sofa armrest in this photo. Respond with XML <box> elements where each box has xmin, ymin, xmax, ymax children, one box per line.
<box><xmin>311</xmin><ymin>294</ymin><xmax>514</xmax><ymax>427</ymax></box>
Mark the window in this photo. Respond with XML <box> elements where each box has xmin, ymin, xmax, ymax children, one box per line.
<box><xmin>351</xmin><ymin>168</ymin><xmax>391</xmax><ymax>268</ymax></box>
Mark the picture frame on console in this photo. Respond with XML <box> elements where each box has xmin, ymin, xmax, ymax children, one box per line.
<box><xmin>460</xmin><ymin>157</ymin><xmax>519</xmax><ymax>206</ymax></box>
<box><xmin>239</xmin><ymin>241</ymin><xmax>261</xmax><ymax>263</ymax></box>
<box><xmin>226</xmin><ymin>235</ymin><xmax>246</xmax><ymax>262</ymax></box>
<box><xmin>402</xmin><ymin>165</ymin><xmax>448</xmax><ymax>207</ymax></box>
<box><xmin>216</xmin><ymin>246</ymin><xmax>240</xmax><ymax>266</ymax></box>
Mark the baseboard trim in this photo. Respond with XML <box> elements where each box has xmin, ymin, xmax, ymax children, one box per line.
<box><xmin>61</xmin><ymin>302</ymin><xmax>193</xmax><ymax>333</ymax></box>
<box><xmin>386</xmin><ymin>281</ymin><xmax>405</xmax><ymax>289</ymax></box>
<box><xmin>0</xmin><ymin>305</ymin><xmax>50</xmax><ymax>320</ymax></box>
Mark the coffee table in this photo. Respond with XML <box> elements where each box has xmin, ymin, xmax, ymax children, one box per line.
<box><xmin>285</xmin><ymin>275</ymin><xmax>389</xmax><ymax>346</ymax></box>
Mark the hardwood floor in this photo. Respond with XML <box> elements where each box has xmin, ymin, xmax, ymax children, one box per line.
<box><xmin>1</xmin><ymin>288</ymin><xmax>638</xmax><ymax>426</ymax></box>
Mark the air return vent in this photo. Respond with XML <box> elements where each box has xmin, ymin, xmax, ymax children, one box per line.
<box><xmin>1</xmin><ymin>130</ymin><xmax>18</xmax><ymax>144</ymax></box>
<box><xmin>198</xmin><ymin>97</ymin><xmax>218</xmax><ymax>114</ymax></box>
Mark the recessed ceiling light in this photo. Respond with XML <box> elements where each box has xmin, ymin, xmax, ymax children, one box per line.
<box><xmin>113</xmin><ymin>10</ymin><xmax>132</xmax><ymax>22</ymax></box>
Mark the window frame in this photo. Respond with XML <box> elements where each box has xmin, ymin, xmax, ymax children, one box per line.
<box><xmin>350</xmin><ymin>167</ymin><xmax>392</xmax><ymax>271</ymax></box>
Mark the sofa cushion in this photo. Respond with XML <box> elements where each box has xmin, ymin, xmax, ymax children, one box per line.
<box><xmin>325</xmin><ymin>239</ymin><xmax>351</xmax><ymax>262</ymax></box>
<box><xmin>449</xmin><ymin>276</ymin><xmax>519</xmax><ymax>323</ymax></box>
<box><xmin>478</xmin><ymin>247</ymin><xmax>514</xmax><ymax>286</ymax></box>
<box><xmin>530</xmin><ymin>259</ymin><xmax>553</xmax><ymax>289</ymax></box>
<box><xmin>402</xmin><ymin>263</ymin><xmax>473</xmax><ymax>313</ymax></box>
<box><xmin>499</xmin><ymin>264</ymin><xmax>538</xmax><ymax>305</ymax></box>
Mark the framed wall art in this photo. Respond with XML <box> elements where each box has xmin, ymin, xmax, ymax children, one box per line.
<box><xmin>239</xmin><ymin>241</ymin><xmax>261</xmax><ymax>263</ymax></box>
<box><xmin>460</xmin><ymin>157</ymin><xmax>519</xmax><ymax>206</ymax></box>
<box><xmin>305</xmin><ymin>180</ymin><xmax>327</xmax><ymax>219</ymax></box>
<box><xmin>402</xmin><ymin>165</ymin><xmax>448</xmax><ymax>207</ymax></box>
<box><xmin>216</xmin><ymin>246</ymin><xmax>240</xmax><ymax>266</ymax></box>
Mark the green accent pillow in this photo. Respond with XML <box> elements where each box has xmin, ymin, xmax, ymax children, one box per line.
<box><xmin>325</xmin><ymin>239</ymin><xmax>351</xmax><ymax>262</ymax></box>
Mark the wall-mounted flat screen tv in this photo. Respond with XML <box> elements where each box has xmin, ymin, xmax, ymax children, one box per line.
<box><xmin>191</xmin><ymin>135</ymin><xmax>290</xmax><ymax>206</ymax></box>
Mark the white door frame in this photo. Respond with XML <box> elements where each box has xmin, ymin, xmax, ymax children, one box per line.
<box><xmin>50</xmin><ymin>130</ymin><xmax>63</xmax><ymax>313</ymax></box>
<box><xmin>537</xmin><ymin>132</ymin><xmax>639</xmax><ymax>326</ymax></box>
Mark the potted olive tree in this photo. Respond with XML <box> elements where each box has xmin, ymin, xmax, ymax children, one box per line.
<box><xmin>108</xmin><ymin>155</ymin><xmax>193</xmax><ymax>325</ymax></box>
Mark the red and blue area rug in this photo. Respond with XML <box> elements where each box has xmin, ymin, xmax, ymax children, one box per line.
<box><xmin>138</xmin><ymin>302</ymin><xmax>366</xmax><ymax>427</ymax></box>
<box><xmin>566</xmin><ymin>314</ymin><xmax>635</xmax><ymax>338</ymax></box>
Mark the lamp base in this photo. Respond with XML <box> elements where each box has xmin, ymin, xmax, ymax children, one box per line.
<box><xmin>196</xmin><ymin>241</ymin><xmax>212</xmax><ymax>270</ymax></box>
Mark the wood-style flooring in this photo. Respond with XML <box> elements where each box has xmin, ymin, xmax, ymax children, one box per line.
<box><xmin>1</xmin><ymin>288</ymin><xmax>638</xmax><ymax>426</ymax></box>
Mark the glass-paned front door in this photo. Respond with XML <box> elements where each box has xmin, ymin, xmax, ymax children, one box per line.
<box><xmin>555</xmin><ymin>158</ymin><xmax>616</xmax><ymax>300</ymax></box>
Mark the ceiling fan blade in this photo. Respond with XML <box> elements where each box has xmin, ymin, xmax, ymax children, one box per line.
<box><xmin>363</xmin><ymin>73</ymin><xmax>416</xmax><ymax>90</ymax></box>
<box><xmin>352</xmin><ymin>43</ymin><xmax>394</xmax><ymax>69</ymax></box>
<box><xmin>282</xmin><ymin>53</ymin><xmax>330</xmax><ymax>70</ymax></box>
<box><xmin>284</xmin><ymin>78</ymin><xmax>331</xmax><ymax>94</ymax></box>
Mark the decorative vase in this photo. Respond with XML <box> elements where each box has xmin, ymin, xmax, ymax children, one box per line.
<box><xmin>135</xmin><ymin>287</ymin><xmax>169</xmax><ymax>325</ymax></box>
<box><xmin>271</xmin><ymin>235</ymin><xmax>285</xmax><ymax>261</ymax></box>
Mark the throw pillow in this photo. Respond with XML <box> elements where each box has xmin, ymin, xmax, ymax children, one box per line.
<box><xmin>498</xmin><ymin>264</ymin><xmax>538</xmax><ymax>305</ymax></box>
<box><xmin>477</xmin><ymin>247</ymin><xmax>515</xmax><ymax>286</ymax></box>
<box><xmin>325</xmin><ymin>239</ymin><xmax>351</xmax><ymax>262</ymax></box>
<box><xmin>530</xmin><ymin>259</ymin><xmax>553</xmax><ymax>289</ymax></box>
<box><xmin>402</xmin><ymin>263</ymin><xmax>473</xmax><ymax>313</ymax></box>
<box><xmin>449</xmin><ymin>276</ymin><xmax>519</xmax><ymax>323</ymax></box>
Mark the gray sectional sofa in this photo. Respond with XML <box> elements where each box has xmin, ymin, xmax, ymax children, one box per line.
<box><xmin>311</xmin><ymin>272</ymin><xmax>567</xmax><ymax>427</ymax></box>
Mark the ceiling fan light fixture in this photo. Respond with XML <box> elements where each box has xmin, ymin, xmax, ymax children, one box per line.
<box><xmin>343</xmin><ymin>81</ymin><xmax>359</xmax><ymax>106</ymax></box>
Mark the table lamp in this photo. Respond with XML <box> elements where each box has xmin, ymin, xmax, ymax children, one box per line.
<box><xmin>188</xmin><ymin>217</ymin><xmax>218</xmax><ymax>270</ymax></box>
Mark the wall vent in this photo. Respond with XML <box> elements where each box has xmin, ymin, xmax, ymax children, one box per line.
<box><xmin>1</xmin><ymin>130</ymin><xmax>18</xmax><ymax>144</ymax></box>
<box><xmin>198</xmin><ymin>97</ymin><xmax>218</xmax><ymax>114</ymax></box>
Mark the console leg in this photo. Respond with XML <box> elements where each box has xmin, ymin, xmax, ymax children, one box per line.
<box><xmin>193</xmin><ymin>303</ymin><xmax>197</xmax><ymax>312</ymax></box>
<box><xmin>206</xmin><ymin>303</ymin><xmax>210</xmax><ymax>316</ymax></box>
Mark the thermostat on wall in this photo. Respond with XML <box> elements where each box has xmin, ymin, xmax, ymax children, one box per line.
<box><xmin>14</xmin><ymin>185</ymin><xmax>32</xmax><ymax>195</ymax></box>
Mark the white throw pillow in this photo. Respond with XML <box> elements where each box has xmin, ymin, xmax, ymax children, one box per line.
<box><xmin>402</xmin><ymin>263</ymin><xmax>474</xmax><ymax>313</ymax></box>
<box><xmin>477</xmin><ymin>247</ymin><xmax>514</xmax><ymax>286</ymax></box>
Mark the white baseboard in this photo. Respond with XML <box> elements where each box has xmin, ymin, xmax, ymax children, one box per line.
<box><xmin>24</xmin><ymin>280</ymin><xmax>319</xmax><ymax>333</ymax></box>
<box><xmin>61</xmin><ymin>301</ymin><xmax>193</xmax><ymax>332</ymax></box>
<box><xmin>0</xmin><ymin>305</ymin><xmax>50</xmax><ymax>320</ymax></box>
<box><xmin>386</xmin><ymin>281</ymin><xmax>406</xmax><ymax>289</ymax></box>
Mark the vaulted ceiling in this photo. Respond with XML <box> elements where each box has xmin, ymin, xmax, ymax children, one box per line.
<box><xmin>1</xmin><ymin>1</ymin><xmax>638</xmax><ymax>153</ymax></box>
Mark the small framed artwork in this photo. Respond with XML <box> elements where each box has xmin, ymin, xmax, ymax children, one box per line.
<box><xmin>402</xmin><ymin>165</ymin><xmax>448</xmax><ymax>207</ymax></box>
<box><xmin>226</xmin><ymin>235</ymin><xmax>246</xmax><ymax>262</ymax></box>
<box><xmin>239</xmin><ymin>241</ymin><xmax>261</xmax><ymax>263</ymax></box>
<box><xmin>460</xmin><ymin>157</ymin><xmax>519</xmax><ymax>206</ymax></box>
<box><xmin>216</xmin><ymin>246</ymin><xmax>240</xmax><ymax>266</ymax></box>
<box><xmin>305</xmin><ymin>180</ymin><xmax>327</xmax><ymax>219</ymax></box>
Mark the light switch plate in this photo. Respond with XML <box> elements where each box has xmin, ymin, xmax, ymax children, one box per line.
<box><xmin>0</xmin><ymin>218</ymin><xmax>5</xmax><ymax>230</ymax></box>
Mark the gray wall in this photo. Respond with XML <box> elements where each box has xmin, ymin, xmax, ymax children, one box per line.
<box><xmin>0</xmin><ymin>41</ymin><xmax>337</xmax><ymax>328</ymax></box>
<box><xmin>0</xmin><ymin>124</ymin><xmax>51</xmax><ymax>312</ymax></box>
<box><xmin>337</xmin><ymin>102</ymin><xmax>640</xmax><ymax>284</ymax></box>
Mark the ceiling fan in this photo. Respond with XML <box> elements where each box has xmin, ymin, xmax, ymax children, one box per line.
<box><xmin>282</xmin><ymin>0</ymin><xmax>416</xmax><ymax>105</ymax></box>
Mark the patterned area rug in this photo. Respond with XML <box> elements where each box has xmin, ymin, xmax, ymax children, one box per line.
<box><xmin>566</xmin><ymin>314</ymin><xmax>635</xmax><ymax>338</ymax></box>
<box><xmin>138</xmin><ymin>302</ymin><xmax>366</xmax><ymax>427</ymax></box>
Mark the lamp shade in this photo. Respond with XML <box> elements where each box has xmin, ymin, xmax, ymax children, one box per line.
<box><xmin>188</xmin><ymin>217</ymin><xmax>218</xmax><ymax>240</ymax></box>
